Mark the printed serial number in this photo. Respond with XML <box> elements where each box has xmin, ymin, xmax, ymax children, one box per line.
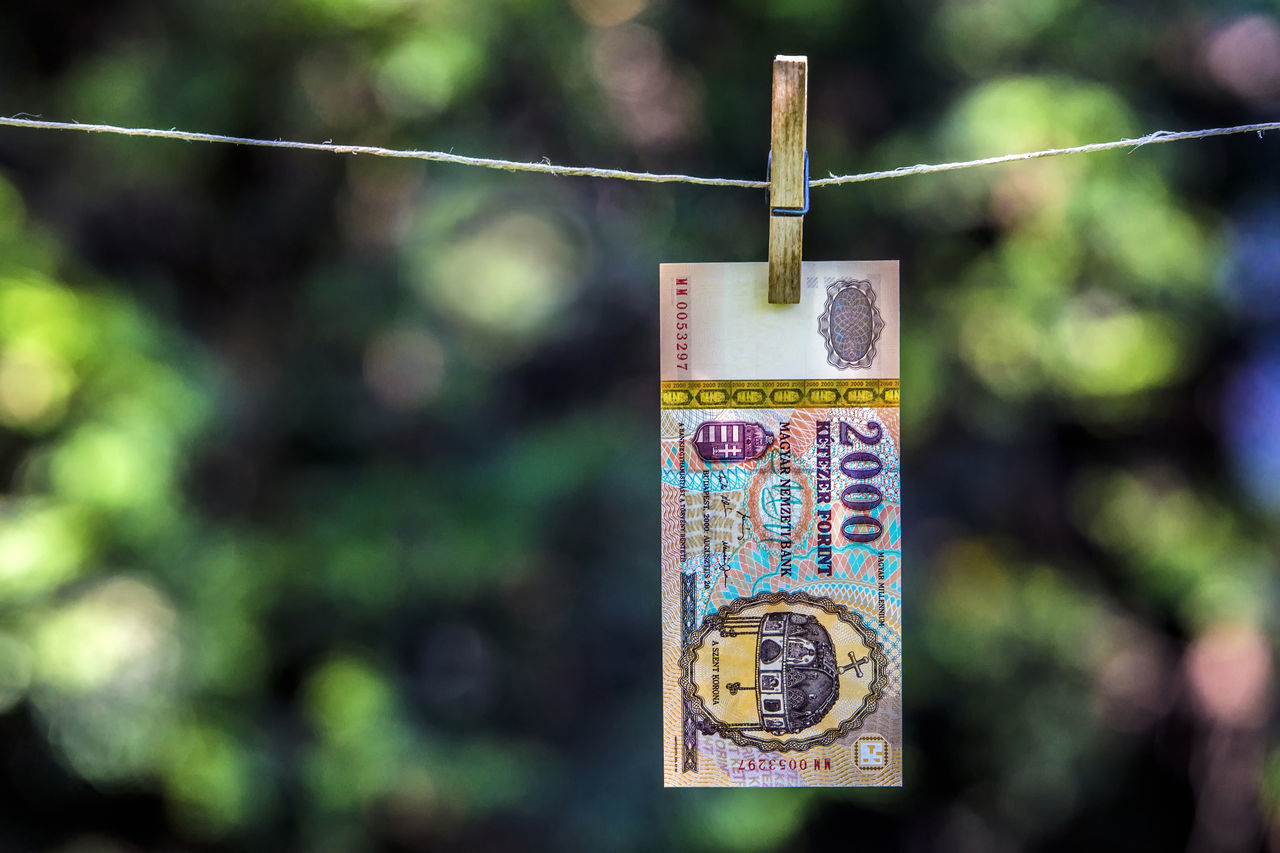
<box><xmin>673</xmin><ymin>278</ymin><xmax>689</xmax><ymax>370</ymax></box>
<box><xmin>735</xmin><ymin>758</ymin><xmax>834</xmax><ymax>772</ymax></box>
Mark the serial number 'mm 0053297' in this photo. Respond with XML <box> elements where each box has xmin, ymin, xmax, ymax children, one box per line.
<box><xmin>673</xmin><ymin>276</ymin><xmax>690</xmax><ymax>371</ymax></box>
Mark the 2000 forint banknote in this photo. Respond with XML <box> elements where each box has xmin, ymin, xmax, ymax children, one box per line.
<box><xmin>660</xmin><ymin>262</ymin><xmax>901</xmax><ymax>787</ymax></box>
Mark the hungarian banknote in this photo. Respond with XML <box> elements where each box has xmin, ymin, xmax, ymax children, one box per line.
<box><xmin>661</xmin><ymin>261</ymin><xmax>901</xmax><ymax>787</ymax></box>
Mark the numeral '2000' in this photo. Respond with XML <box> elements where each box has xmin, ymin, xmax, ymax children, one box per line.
<box><xmin>838</xmin><ymin>421</ymin><xmax>884</xmax><ymax>544</ymax></box>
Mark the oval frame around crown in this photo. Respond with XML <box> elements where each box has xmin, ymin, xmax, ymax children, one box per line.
<box><xmin>678</xmin><ymin>590</ymin><xmax>889</xmax><ymax>753</ymax></box>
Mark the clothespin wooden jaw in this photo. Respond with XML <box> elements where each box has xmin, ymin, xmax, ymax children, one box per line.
<box><xmin>768</xmin><ymin>55</ymin><xmax>808</xmax><ymax>305</ymax></box>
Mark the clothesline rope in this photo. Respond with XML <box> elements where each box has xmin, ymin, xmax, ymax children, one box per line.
<box><xmin>1</xmin><ymin>115</ymin><xmax>1277</xmax><ymax>188</ymax></box>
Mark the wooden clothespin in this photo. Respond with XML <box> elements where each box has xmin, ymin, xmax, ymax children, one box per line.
<box><xmin>768</xmin><ymin>55</ymin><xmax>808</xmax><ymax>304</ymax></box>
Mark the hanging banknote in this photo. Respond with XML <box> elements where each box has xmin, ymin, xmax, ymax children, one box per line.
<box><xmin>660</xmin><ymin>261</ymin><xmax>901</xmax><ymax>787</ymax></box>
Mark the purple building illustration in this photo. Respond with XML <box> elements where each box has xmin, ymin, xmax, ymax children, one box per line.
<box><xmin>692</xmin><ymin>421</ymin><xmax>774</xmax><ymax>463</ymax></box>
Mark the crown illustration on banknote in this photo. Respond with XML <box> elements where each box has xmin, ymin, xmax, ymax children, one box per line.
<box><xmin>679</xmin><ymin>591</ymin><xmax>888</xmax><ymax>752</ymax></box>
<box><xmin>818</xmin><ymin>278</ymin><xmax>884</xmax><ymax>370</ymax></box>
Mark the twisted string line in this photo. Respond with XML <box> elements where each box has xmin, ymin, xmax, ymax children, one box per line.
<box><xmin>1</xmin><ymin>115</ymin><xmax>1277</xmax><ymax>188</ymax></box>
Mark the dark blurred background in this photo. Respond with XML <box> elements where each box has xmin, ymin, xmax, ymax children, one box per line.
<box><xmin>0</xmin><ymin>0</ymin><xmax>1278</xmax><ymax>850</ymax></box>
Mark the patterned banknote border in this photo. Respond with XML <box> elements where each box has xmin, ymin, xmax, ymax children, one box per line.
<box><xmin>660</xmin><ymin>379</ymin><xmax>899</xmax><ymax>409</ymax></box>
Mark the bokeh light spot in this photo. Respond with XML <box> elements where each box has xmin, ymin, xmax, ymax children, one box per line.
<box><xmin>33</xmin><ymin>577</ymin><xmax>178</xmax><ymax>693</ymax></box>
<box><xmin>0</xmin><ymin>503</ymin><xmax>89</xmax><ymax>598</ymax></box>
<box><xmin>959</xmin><ymin>290</ymin><xmax>1044</xmax><ymax>398</ymax></box>
<box><xmin>692</xmin><ymin>790</ymin><xmax>813</xmax><ymax>852</ymax></box>
<box><xmin>164</xmin><ymin>721</ymin><xmax>257</xmax><ymax>837</ymax></box>
<box><xmin>1204</xmin><ymin>15</ymin><xmax>1280</xmax><ymax>104</ymax></box>
<box><xmin>51</xmin><ymin>423</ymin><xmax>172</xmax><ymax>513</ymax></box>
<box><xmin>947</xmin><ymin>77</ymin><xmax>1133</xmax><ymax>164</ymax></box>
<box><xmin>1224</xmin><ymin>344</ymin><xmax>1280</xmax><ymax>510</ymax></box>
<box><xmin>935</xmin><ymin>0</ymin><xmax>1071</xmax><ymax>74</ymax></box>
<box><xmin>588</xmin><ymin>24</ymin><xmax>700</xmax><ymax>149</ymax></box>
<box><xmin>1224</xmin><ymin>203</ymin><xmax>1280</xmax><ymax>321</ymax></box>
<box><xmin>1049</xmin><ymin>300</ymin><xmax>1183</xmax><ymax>397</ymax></box>
<box><xmin>363</xmin><ymin>327</ymin><xmax>445</xmax><ymax>410</ymax></box>
<box><xmin>423</xmin><ymin>211</ymin><xmax>580</xmax><ymax>338</ymax></box>
<box><xmin>376</xmin><ymin>31</ymin><xmax>484</xmax><ymax>116</ymax></box>
<box><xmin>0</xmin><ymin>343</ymin><xmax>75</xmax><ymax>430</ymax></box>
<box><xmin>0</xmin><ymin>274</ymin><xmax>97</xmax><ymax>367</ymax></box>
<box><xmin>570</xmin><ymin>0</ymin><xmax>646</xmax><ymax>27</ymax></box>
<box><xmin>1186</xmin><ymin>623</ymin><xmax>1271</xmax><ymax>727</ymax></box>
<box><xmin>306</xmin><ymin>655</ymin><xmax>396</xmax><ymax>746</ymax></box>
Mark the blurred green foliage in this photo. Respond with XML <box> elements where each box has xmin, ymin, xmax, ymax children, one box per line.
<box><xmin>2</xmin><ymin>0</ymin><xmax>1280</xmax><ymax>850</ymax></box>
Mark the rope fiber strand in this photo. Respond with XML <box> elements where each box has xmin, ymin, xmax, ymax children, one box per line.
<box><xmin>1</xmin><ymin>115</ymin><xmax>1277</xmax><ymax>189</ymax></box>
